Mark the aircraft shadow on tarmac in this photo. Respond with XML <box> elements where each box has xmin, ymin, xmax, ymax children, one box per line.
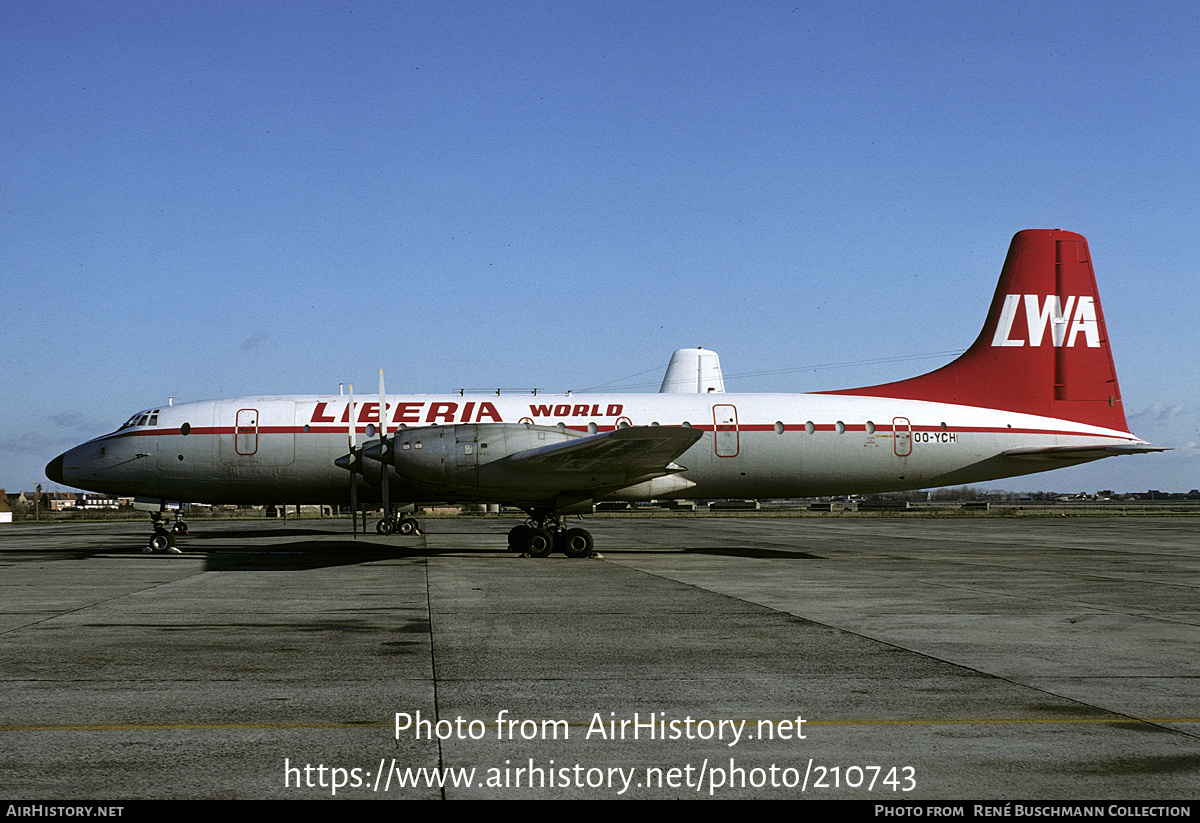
<box><xmin>190</xmin><ymin>527</ymin><xmax>349</xmax><ymax>539</ymax></box>
<box><xmin>191</xmin><ymin>541</ymin><xmax>825</xmax><ymax>568</ymax></box>
<box><xmin>5</xmin><ymin>531</ymin><xmax>821</xmax><ymax>569</ymax></box>
<box><xmin>0</xmin><ymin>549</ymin><xmax>120</xmax><ymax>563</ymax></box>
<box><xmin>198</xmin><ymin>542</ymin><xmax>428</xmax><ymax>571</ymax></box>
<box><xmin>0</xmin><ymin>543</ymin><xmax>425</xmax><ymax>571</ymax></box>
<box><xmin>192</xmin><ymin>538</ymin><xmax>826</xmax><ymax>567</ymax></box>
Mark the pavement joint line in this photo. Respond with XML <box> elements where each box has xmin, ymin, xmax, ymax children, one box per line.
<box><xmin>0</xmin><ymin>571</ymin><xmax>208</xmax><ymax>638</ymax></box>
<box><xmin>424</xmin><ymin>550</ymin><xmax>449</xmax><ymax>802</ymax></box>
<box><xmin>604</xmin><ymin>560</ymin><xmax>1199</xmax><ymax>740</ymax></box>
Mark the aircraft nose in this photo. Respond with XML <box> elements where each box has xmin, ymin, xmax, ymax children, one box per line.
<box><xmin>45</xmin><ymin>453</ymin><xmax>66</xmax><ymax>484</ymax></box>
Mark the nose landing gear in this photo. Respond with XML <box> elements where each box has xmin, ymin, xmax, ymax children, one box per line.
<box><xmin>144</xmin><ymin>508</ymin><xmax>186</xmax><ymax>554</ymax></box>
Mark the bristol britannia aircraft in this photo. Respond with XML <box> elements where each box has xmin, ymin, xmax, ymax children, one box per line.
<box><xmin>47</xmin><ymin>230</ymin><xmax>1162</xmax><ymax>556</ymax></box>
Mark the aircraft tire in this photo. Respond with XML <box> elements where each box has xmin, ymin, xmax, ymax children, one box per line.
<box><xmin>525</xmin><ymin>527</ymin><xmax>554</xmax><ymax>558</ymax></box>
<box><xmin>560</xmin><ymin>527</ymin><xmax>594</xmax><ymax>559</ymax></box>
<box><xmin>397</xmin><ymin>517</ymin><xmax>418</xmax><ymax>536</ymax></box>
<box><xmin>507</xmin><ymin>524</ymin><xmax>531</xmax><ymax>552</ymax></box>
<box><xmin>172</xmin><ymin>521</ymin><xmax>188</xmax><ymax>534</ymax></box>
<box><xmin>376</xmin><ymin>519</ymin><xmax>392</xmax><ymax>536</ymax></box>
<box><xmin>149</xmin><ymin>531</ymin><xmax>174</xmax><ymax>552</ymax></box>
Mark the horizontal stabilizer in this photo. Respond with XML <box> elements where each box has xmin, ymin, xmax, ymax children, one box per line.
<box><xmin>1002</xmin><ymin>443</ymin><xmax>1168</xmax><ymax>462</ymax></box>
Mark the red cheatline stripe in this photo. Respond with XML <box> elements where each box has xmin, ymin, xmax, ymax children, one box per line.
<box><xmin>103</xmin><ymin>424</ymin><xmax>1132</xmax><ymax>440</ymax></box>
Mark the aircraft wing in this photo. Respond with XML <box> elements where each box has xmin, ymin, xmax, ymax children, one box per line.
<box><xmin>505</xmin><ymin>425</ymin><xmax>704</xmax><ymax>477</ymax></box>
<box><xmin>1002</xmin><ymin>443</ymin><xmax>1169</xmax><ymax>462</ymax></box>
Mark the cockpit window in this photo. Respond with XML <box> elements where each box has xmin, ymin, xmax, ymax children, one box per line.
<box><xmin>120</xmin><ymin>409</ymin><xmax>161</xmax><ymax>430</ymax></box>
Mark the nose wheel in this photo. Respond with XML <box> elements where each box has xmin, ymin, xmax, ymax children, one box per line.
<box><xmin>144</xmin><ymin>527</ymin><xmax>181</xmax><ymax>554</ymax></box>
<box><xmin>146</xmin><ymin>529</ymin><xmax>178</xmax><ymax>553</ymax></box>
<box><xmin>146</xmin><ymin>511</ymin><xmax>184</xmax><ymax>554</ymax></box>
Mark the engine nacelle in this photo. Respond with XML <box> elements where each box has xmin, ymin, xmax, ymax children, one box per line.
<box><xmin>365</xmin><ymin>423</ymin><xmax>583</xmax><ymax>498</ymax></box>
<box><xmin>360</xmin><ymin>421</ymin><xmax>701</xmax><ymax>508</ymax></box>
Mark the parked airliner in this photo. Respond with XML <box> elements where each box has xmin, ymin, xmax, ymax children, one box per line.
<box><xmin>47</xmin><ymin>230</ymin><xmax>1162</xmax><ymax>556</ymax></box>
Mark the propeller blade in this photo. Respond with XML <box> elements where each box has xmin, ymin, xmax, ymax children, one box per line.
<box><xmin>378</xmin><ymin>369</ymin><xmax>390</xmax><ymax>527</ymax></box>
<box><xmin>350</xmin><ymin>470</ymin><xmax>358</xmax><ymax>539</ymax></box>
<box><xmin>348</xmin><ymin>384</ymin><xmax>357</xmax><ymax>539</ymax></box>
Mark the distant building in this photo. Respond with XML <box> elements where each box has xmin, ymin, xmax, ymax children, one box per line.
<box><xmin>43</xmin><ymin>492</ymin><xmax>77</xmax><ymax>511</ymax></box>
<box><xmin>76</xmin><ymin>494</ymin><xmax>119</xmax><ymax>510</ymax></box>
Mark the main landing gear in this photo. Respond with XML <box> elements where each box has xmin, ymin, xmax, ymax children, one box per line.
<box><xmin>507</xmin><ymin>513</ymin><xmax>595</xmax><ymax>559</ymax></box>
<box><xmin>376</xmin><ymin>513</ymin><xmax>422</xmax><ymax>536</ymax></box>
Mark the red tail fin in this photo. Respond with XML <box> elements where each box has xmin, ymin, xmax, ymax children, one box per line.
<box><xmin>824</xmin><ymin>230</ymin><xmax>1130</xmax><ymax>432</ymax></box>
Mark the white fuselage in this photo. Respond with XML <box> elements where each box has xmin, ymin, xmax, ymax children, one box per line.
<box><xmin>55</xmin><ymin>391</ymin><xmax>1142</xmax><ymax>506</ymax></box>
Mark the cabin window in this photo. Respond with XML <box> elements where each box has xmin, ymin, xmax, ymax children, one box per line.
<box><xmin>180</xmin><ymin>423</ymin><xmax>191</xmax><ymax>436</ymax></box>
<box><xmin>774</xmin><ymin>421</ymin><xmax>784</xmax><ymax>434</ymax></box>
<box><xmin>866</xmin><ymin>421</ymin><xmax>876</xmax><ymax>434</ymax></box>
<box><xmin>835</xmin><ymin>421</ymin><xmax>845</xmax><ymax>434</ymax></box>
<box><xmin>587</xmin><ymin>422</ymin><xmax>597</xmax><ymax>434</ymax></box>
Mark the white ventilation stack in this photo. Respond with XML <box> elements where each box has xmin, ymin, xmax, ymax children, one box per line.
<box><xmin>659</xmin><ymin>348</ymin><xmax>726</xmax><ymax>393</ymax></box>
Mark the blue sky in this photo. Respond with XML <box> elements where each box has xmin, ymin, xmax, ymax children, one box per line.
<box><xmin>4</xmin><ymin>0</ymin><xmax>1197</xmax><ymax>495</ymax></box>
